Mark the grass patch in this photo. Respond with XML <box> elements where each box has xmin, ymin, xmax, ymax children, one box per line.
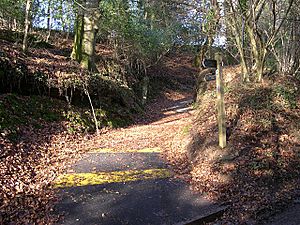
<box><xmin>182</xmin><ymin>124</ymin><xmax>192</xmax><ymax>135</ymax></box>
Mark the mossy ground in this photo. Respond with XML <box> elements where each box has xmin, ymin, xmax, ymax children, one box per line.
<box><xmin>0</xmin><ymin>93</ymin><xmax>132</xmax><ymax>142</ymax></box>
<box><xmin>54</xmin><ymin>169</ymin><xmax>171</xmax><ymax>188</ymax></box>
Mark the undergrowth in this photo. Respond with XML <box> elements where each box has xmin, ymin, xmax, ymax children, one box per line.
<box><xmin>0</xmin><ymin>93</ymin><xmax>131</xmax><ymax>142</ymax></box>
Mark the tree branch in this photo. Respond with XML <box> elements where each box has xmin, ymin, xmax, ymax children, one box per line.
<box><xmin>267</xmin><ymin>0</ymin><xmax>294</xmax><ymax>47</ymax></box>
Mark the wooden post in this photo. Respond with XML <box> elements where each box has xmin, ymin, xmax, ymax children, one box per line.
<box><xmin>142</xmin><ymin>76</ymin><xmax>149</xmax><ymax>105</ymax></box>
<box><xmin>215</xmin><ymin>53</ymin><xmax>226</xmax><ymax>148</ymax></box>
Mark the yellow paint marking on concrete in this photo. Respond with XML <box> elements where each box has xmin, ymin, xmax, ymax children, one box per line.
<box><xmin>89</xmin><ymin>147</ymin><xmax>161</xmax><ymax>153</ymax></box>
<box><xmin>53</xmin><ymin>169</ymin><xmax>171</xmax><ymax>188</ymax></box>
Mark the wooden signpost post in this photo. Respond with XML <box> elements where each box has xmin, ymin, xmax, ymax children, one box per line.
<box><xmin>142</xmin><ymin>76</ymin><xmax>149</xmax><ymax>105</ymax></box>
<box><xmin>215</xmin><ymin>53</ymin><xmax>226</xmax><ymax>148</ymax></box>
<box><xmin>202</xmin><ymin>53</ymin><xmax>226</xmax><ymax>148</ymax></box>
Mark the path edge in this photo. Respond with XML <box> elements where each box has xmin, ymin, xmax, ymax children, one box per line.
<box><xmin>175</xmin><ymin>205</ymin><xmax>228</xmax><ymax>225</ymax></box>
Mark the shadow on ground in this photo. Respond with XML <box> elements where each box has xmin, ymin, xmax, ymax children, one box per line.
<box><xmin>56</xmin><ymin>178</ymin><xmax>223</xmax><ymax>225</ymax></box>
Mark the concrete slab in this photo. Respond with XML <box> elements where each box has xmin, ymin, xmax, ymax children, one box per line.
<box><xmin>265</xmin><ymin>204</ymin><xmax>300</xmax><ymax>225</ymax></box>
<box><xmin>54</xmin><ymin>151</ymin><xmax>225</xmax><ymax>225</ymax></box>
<box><xmin>73</xmin><ymin>152</ymin><xmax>166</xmax><ymax>173</ymax></box>
<box><xmin>56</xmin><ymin>178</ymin><xmax>224</xmax><ymax>225</ymax></box>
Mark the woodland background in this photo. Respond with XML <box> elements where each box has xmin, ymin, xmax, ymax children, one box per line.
<box><xmin>0</xmin><ymin>0</ymin><xmax>299</xmax><ymax>224</ymax></box>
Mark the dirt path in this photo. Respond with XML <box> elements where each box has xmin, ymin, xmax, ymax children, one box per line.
<box><xmin>53</xmin><ymin>90</ymin><xmax>226</xmax><ymax>225</ymax></box>
<box><xmin>92</xmin><ymin>52</ymin><xmax>198</xmax><ymax>153</ymax></box>
<box><xmin>96</xmin><ymin>90</ymin><xmax>194</xmax><ymax>152</ymax></box>
<box><xmin>52</xmin><ymin>53</ymin><xmax>227</xmax><ymax>224</ymax></box>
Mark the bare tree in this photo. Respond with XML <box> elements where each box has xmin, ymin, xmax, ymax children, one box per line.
<box><xmin>224</xmin><ymin>0</ymin><xmax>294</xmax><ymax>82</ymax></box>
<box><xmin>270</xmin><ymin>1</ymin><xmax>300</xmax><ymax>75</ymax></box>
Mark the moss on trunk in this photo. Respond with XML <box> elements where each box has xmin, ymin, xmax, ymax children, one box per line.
<box><xmin>80</xmin><ymin>1</ymin><xmax>99</xmax><ymax>72</ymax></box>
<box><xmin>71</xmin><ymin>14</ymin><xmax>84</xmax><ymax>62</ymax></box>
<box><xmin>71</xmin><ymin>0</ymin><xmax>99</xmax><ymax>72</ymax></box>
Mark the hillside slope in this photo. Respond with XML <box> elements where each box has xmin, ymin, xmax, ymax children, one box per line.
<box><xmin>164</xmin><ymin>66</ymin><xmax>300</xmax><ymax>223</ymax></box>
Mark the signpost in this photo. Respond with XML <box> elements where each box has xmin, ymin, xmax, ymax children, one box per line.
<box><xmin>202</xmin><ymin>54</ymin><xmax>226</xmax><ymax>148</ymax></box>
<box><xmin>204</xmin><ymin>74</ymin><xmax>216</xmax><ymax>82</ymax></box>
<box><xmin>215</xmin><ymin>53</ymin><xmax>226</xmax><ymax>148</ymax></box>
<box><xmin>142</xmin><ymin>76</ymin><xmax>149</xmax><ymax>105</ymax></box>
<box><xmin>202</xmin><ymin>59</ymin><xmax>217</xmax><ymax>82</ymax></box>
<box><xmin>202</xmin><ymin>59</ymin><xmax>217</xmax><ymax>69</ymax></box>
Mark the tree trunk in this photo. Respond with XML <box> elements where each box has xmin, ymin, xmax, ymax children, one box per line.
<box><xmin>71</xmin><ymin>0</ymin><xmax>100</xmax><ymax>72</ymax></box>
<box><xmin>46</xmin><ymin>0</ymin><xmax>51</xmax><ymax>42</ymax></box>
<box><xmin>234</xmin><ymin>32</ymin><xmax>249</xmax><ymax>82</ymax></box>
<box><xmin>225</xmin><ymin>0</ymin><xmax>250</xmax><ymax>82</ymax></box>
<box><xmin>71</xmin><ymin>13</ymin><xmax>84</xmax><ymax>62</ymax></box>
<box><xmin>227</xmin><ymin>17</ymin><xmax>250</xmax><ymax>81</ymax></box>
<box><xmin>256</xmin><ymin>49</ymin><xmax>267</xmax><ymax>82</ymax></box>
<box><xmin>81</xmin><ymin>0</ymin><xmax>100</xmax><ymax>71</ymax></box>
<box><xmin>246</xmin><ymin>22</ymin><xmax>266</xmax><ymax>82</ymax></box>
<box><xmin>22</xmin><ymin>0</ymin><xmax>32</xmax><ymax>52</ymax></box>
